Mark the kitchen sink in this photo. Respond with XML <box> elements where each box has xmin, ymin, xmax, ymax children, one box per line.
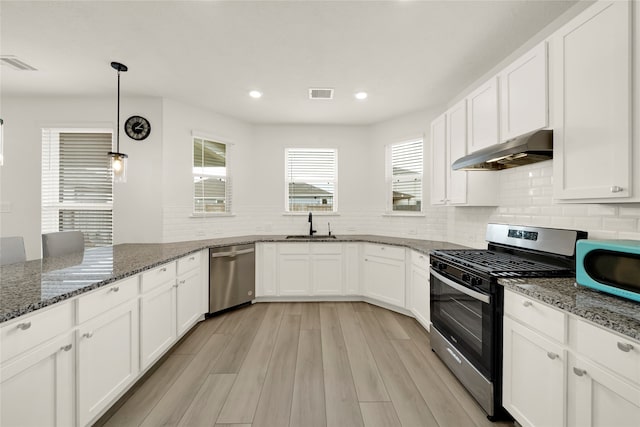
<box><xmin>285</xmin><ymin>235</ymin><xmax>337</xmax><ymax>239</ymax></box>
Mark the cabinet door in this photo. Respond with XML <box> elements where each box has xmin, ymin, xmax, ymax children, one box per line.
<box><xmin>176</xmin><ymin>269</ymin><xmax>202</xmax><ymax>336</ymax></box>
<box><xmin>503</xmin><ymin>317</ymin><xmax>566</xmax><ymax>427</ymax></box>
<box><xmin>78</xmin><ymin>300</ymin><xmax>139</xmax><ymax>426</ymax></box>
<box><xmin>570</xmin><ymin>355</ymin><xmax>640</xmax><ymax>427</ymax></box>
<box><xmin>362</xmin><ymin>255</ymin><xmax>405</xmax><ymax>307</ymax></box>
<box><xmin>257</xmin><ymin>243</ymin><xmax>277</xmax><ymax>297</ymax></box>
<box><xmin>410</xmin><ymin>264</ymin><xmax>430</xmax><ymax>331</ymax></box>
<box><xmin>344</xmin><ymin>243</ymin><xmax>360</xmax><ymax>295</ymax></box>
<box><xmin>446</xmin><ymin>99</ymin><xmax>468</xmax><ymax>205</ymax></box>
<box><xmin>140</xmin><ymin>282</ymin><xmax>177</xmax><ymax>370</ymax></box>
<box><xmin>311</xmin><ymin>254</ymin><xmax>343</xmax><ymax>295</ymax></box>
<box><xmin>500</xmin><ymin>41</ymin><xmax>548</xmax><ymax>140</ymax></box>
<box><xmin>467</xmin><ymin>77</ymin><xmax>500</xmax><ymax>153</ymax></box>
<box><xmin>430</xmin><ymin>113</ymin><xmax>447</xmax><ymax>205</ymax></box>
<box><xmin>1</xmin><ymin>333</ymin><xmax>74</xmax><ymax>427</ymax></box>
<box><xmin>552</xmin><ymin>1</ymin><xmax>631</xmax><ymax>200</ymax></box>
<box><xmin>278</xmin><ymin>254</ymin><xmax>311</xmax><ymax>296</ymax></box>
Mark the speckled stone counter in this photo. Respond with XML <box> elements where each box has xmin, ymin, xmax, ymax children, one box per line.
<box><xmin>499</xmin><ymin>278</ymin><xmax>640</xmax><ymax>342</ymax></box>
<box><xmin>0</xmin><ymin>234</ymin><xmax>465</xmax><ymax>323</ymax></box>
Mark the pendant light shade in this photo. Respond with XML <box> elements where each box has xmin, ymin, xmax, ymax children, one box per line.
<box><xmin>110</xmin><ymin>61</ymin><xmax>128</xmax><ymax>183</ymax></box>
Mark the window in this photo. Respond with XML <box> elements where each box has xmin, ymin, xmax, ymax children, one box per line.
<box><xmin>285</xmin><ymin>148</ymin><xmax>337</xmax><ymax>212</ymax></box>
<box><xmin>193</xmin><ymin>136</ymin><xmax>230</xmax><ymax>214</ymax></box>
<box><xmin>41</xmin><ymin>129</ymin><xmax>114</xmax><ymax>247</ymax></box>
<box><xmin>388</xmin><ymin>139</ymin><xmax>423</xmax><ymax>212</ymax></box>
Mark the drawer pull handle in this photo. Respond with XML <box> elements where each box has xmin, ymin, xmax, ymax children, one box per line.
<box><xmin>573</xmin><ymin>367</ymin><xmax>587</xmax><ymax>377</ymax></box>
<box><xmin>522</xmin><ymin>300</ymin><xmax>533</xmax><ymax>307</ymax></box>
<box><xmin>82</xmin><ymin>332</ymin><xmax>94</xmax><ymax>339</ymax></box>
<box><xmin>547</xmin><ymin>352</ymin><xmax>559</xmax><ymax>360</ymax></box>
<box><xmin>617</xmin><ymin>342</ymin><xmax>634</xmax><ymax>352</ymax></box>
<box><xmin>179</xmin><ymin>280</ymin><xmax>186</xmax><ymax>285</ymax></box>
<box><xmin>16</xmin><ymin>321</ymin><xmax>32</xmax><ymax>330</ymax></box>
<box><xmin>611</xmin><ymin>186</ymin><xmax>623</xmax><ymax>193</ymax></box>
<box><xmin>446</xmin><ymin>347</ymin><xmax>462</xmax><ymax>364</ymax></box>
<box><xmin>60</xmin><ymin>344</ymin><xmax>73</xmax><ymax>352</ymax></box>
<box><xmin>189</xmin><ymin>256</ymin><xmax>195</xmax><ymax>261</ymax></box>
<box><xmin>109</xmin><ymin>286</ymin><xmax>120</xmax><ymax>293</ymax></box>
<box><xmin>160</xmin><ymin>267</ymin><xmax>167</xmax><ymax>273</ymax></box>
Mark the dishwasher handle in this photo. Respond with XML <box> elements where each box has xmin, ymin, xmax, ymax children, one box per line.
<box><xmin>210</xmin><ymin>247</ymin><xmax>255</xmax><ymax>258</ymax></box>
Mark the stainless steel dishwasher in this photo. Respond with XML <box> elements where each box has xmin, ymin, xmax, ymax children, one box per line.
<box><xmin>208</xmin><ymin>243</ymin><xmax>255</xmax><ymax>314</ymax></box>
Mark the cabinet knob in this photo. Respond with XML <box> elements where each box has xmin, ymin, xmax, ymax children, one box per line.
<box><xmin>179</xmin><ymin>280</ymin><xmax>186</xmax><ymax>285</ymax></box>
<box><xmin>189</xmin><ymin>256</ymin><xmax>195</xmax><ymax>261</ymax></box>
<box><xmin>522</xmin><ymin>300</ymin><xmax>533</xmax><ymax>307</ymax></box>
<box><xmin>160</xmin><ymin>267</ymin><xmax>167</xmax><ymax>273</ymax></box>
<box><xmin>108</xmin><ymin>286</ymin><xmax>120</xmax><ymax>293</ymax></box>
<box><xmin>617</xmin><ymin>342</ymin><xmax>634</xmax><ymax>352</ymax></box>
<box><xmin>16</xmin><ymin>321</ymin><xmax>32</xmax><ymax>330</ymax></box>
<box><xmin>610</xmin><ymin>186</ymin><xmax>623</xmax><ymax>193</ymax></box>
<box><xmin>60</xmin><ymin>344</ymin><xmax>73</xmax><ymax>352</ymax></box>
<box><xmin>82</xmin><ymin>332</ymin><xmax>94</xmax><ymax>339</ymax></box>
<box><xmin>573</xmin><ymin>367</ymin><xmax>587</xmax><ymax>377</ymax></box>
<box><xmin>547</xmin><ymin>352</ymin><xmax>559</xmax><ymax>360</ymax></box>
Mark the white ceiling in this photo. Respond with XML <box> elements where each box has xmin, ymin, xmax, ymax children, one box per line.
<box><xmin>1</xmin><ymin>1</ymin><xmax>577</xmax><ymax>125</ymax></box>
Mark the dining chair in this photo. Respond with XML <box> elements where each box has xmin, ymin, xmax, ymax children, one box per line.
<box><xmin>42</xmin><ymin>230</ymin><xmax>85</xmax><ymax>258</ymax></box>
<box><xmin>0</xmin><ymin>236</ymin><xmax>26</xmax><ymax>266</ymax></box>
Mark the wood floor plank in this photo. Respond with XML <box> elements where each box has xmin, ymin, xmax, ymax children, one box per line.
<box><xmin>102</xmin><ymin>354</ymin><xmax>193</xmax><ymax>427</ymax></box>
<box><xmin>290</xmin><ymin>329</ymin><xmax>326</xmax><ymax>427</ymax></box>
<box><xmin>392</xmin><ymin>312</ymin><xmax>431</xmax><ymax>347</ymax></box>
<box><xmin>371</xmin><ymin>305</ymin><xmax>410</xmax><ymax>340</ymax></box>
<box><xmin>335</xmin><ymin>303</ymin><xmax>390</xmax><ymax>402</ymax></box>
<box><xmin>216</xmin><ymin>303</ymin><xmax>285</xmax><ymax>424</ymax></box>
<box><xmin>212</xmin><ymin>303</ymin><xmax>269</xmax><ymax>374</ymax></box>
<box><xmin>252</xmin><ymin>314</ymin><xmax>301</xmax><ymax>427</ymax></box>
<box><xmin>356</xmin><ymin>311</ymin><xmax>439</xmax><ymax>427</ymax></box>
<box><xmin>360</xmin><ymin>402</ymin><xmax>402</xmax><ymax>427</ymax></box>
<box><xmin>171</xmin><ymin>314</ymin><xmax>228</xmax><ymax>355</ymax></box>
<box><xmin>393</xmin><ymin>339</ymin><xmax>477</xmax><ymax>427</ymax></box>
<box><xmin>320</xmin><ymin>304</ymin><xmax>364</xmax><ymax>427</ymax></box>
<box><xmin>351</xmin><ymin>302</ymin><xmax>373</xmax><ymax>312</ymax></box>
<box><xmin>301</xmin><ymin>302</ymin><xmax>321</xmax><ymax>330</ymax></box>
<box><xmin>177</xmin><ymin>374</ymin><xmax>236</xmax><ymax>427</ymax></box>
<box><xmin>215</xmin><ymin>424</ymin><xmax>251</xmax><ymax>427</ymax></box>
<box><xmin>285</xmin><ymin>301</ymin><xmax>303</xmax><ymax>315</ymax></box>
<box><xmin>215</xmin><ymin>304</ymin><xmax>251</xmax><ymax>335</ymax></box>
<box><xmin>139</xmin><ymin>333</ymin><xmax>230</xmax><ymax>427</ymax></box>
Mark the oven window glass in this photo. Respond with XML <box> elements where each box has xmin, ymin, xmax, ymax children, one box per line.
<box><xmin>438</xmin><ymin>286</ymin><xmax>483</xmax><ymax>354</ymax></box>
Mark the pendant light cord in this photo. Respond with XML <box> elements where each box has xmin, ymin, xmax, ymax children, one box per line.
<box><xmin>116</xmin><ymin>69</ymin><xmax>121</xmax><ymax>153</ymax></box>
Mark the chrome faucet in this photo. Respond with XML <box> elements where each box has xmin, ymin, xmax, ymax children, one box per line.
<box><xmin>308</xmin><ymin>212</ymin><xmax>317</xmax><ymax>236</ymax></box>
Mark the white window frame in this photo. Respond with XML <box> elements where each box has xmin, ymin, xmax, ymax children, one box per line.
<box><xmin>191</xmin><ymin>133</ymin><xmax>232</xmax><ymax>216</ymax></box>
<box><xmin>284</xmin><ymin>148</ymin><xmax>338</xmax><ymax>214</ymax></box>
<box><xmin>386</xmin><ymin>137</ymin><xmax>424</xmax><ymax>215</ymax></box>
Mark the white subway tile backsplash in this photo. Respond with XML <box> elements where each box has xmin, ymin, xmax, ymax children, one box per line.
<box><xmin>619</xmin><ymin>206</ymin><xmax>640</xmax><ymax>217</ymax></box>
<box><xmin>587</xmin><ymin>205</ymin><xmax>618</xmax><ymax>217</ymax></box>
<box><xmin>618</xmin><ymin>232</ymin><xmax>640</xmax><ymax>240</ymax></box>
<box><xmin>602</xmin><ymin>217</ymin><xmax>638</xmax><ymax>232</ymax></box>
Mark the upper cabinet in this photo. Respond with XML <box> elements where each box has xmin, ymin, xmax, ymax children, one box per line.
<box><xmin>430</xmin><ymin>113</ymin><xmax>448</xmax><ymax>205</ymax></box>
<box><xmin>447</xmin><ymin>100</ymin><xmax>469</xmax><ymax>205</ymax></box>
<box><xmin>499</xmin><ymin>42</ymin><xmax>548</xmax><ymax>141</ymax></box>
<box><xmin>467</xmin><ymin>77</ymin><xmax>500</xmax><ymax>153</ymax></box>
<box><xmin>552</xmin><ymin>0</ymin><xmax>634</xmax><ymax>201</ymax></box>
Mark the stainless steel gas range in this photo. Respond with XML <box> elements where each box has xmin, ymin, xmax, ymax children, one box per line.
<box><xmin>429</xmin><ymin>223</ymin><xmax>587</xmax><ymax>420</ymax></box>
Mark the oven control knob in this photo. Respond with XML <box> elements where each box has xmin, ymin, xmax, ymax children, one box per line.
<box><xmin>437</xmin><ymin>262</ymin><xmax>447</xmax><ymax>271</ymax></box>
<box><xmin>471</xmin><ymin>277</ymin><xmax>482</xmax><ymax>287</ymax></box>
<box><xmin>461</xmin><ymin>273</ymin><xmax>470</xmax><ymax>282</ymax></box>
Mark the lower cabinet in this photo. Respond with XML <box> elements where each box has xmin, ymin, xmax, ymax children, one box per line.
<box><xmin>362</xmin><ymin>254</ymin><xmax>405</xmax><ymax>307</ymax></box>
<box><xmin>311</xmin><ymin>244</ymin><xmax>343</xmax><ymax>295</ymax></box>
<box><xmin>176</xmin><ymin>269</ymin><xmax>203</xmax><ymax>336</ymax></box>
<box><xmin>1</xmin><ymin>333</ymin><xmax>75</xmax><ymax>427</ymax></box>
<box><xmin>278</xmin><ymin>249</ymin><xmax>311</xmax><ymax>295</ymax></box>
<box><xmin>140</xmin><ymin>281</ymin><xmax>176</xmax><ymax>370</ymax></box>
<box><xmin>77</xmin><ymin>300</ymin><xmax>139</xmax><ymax>426</ymax></box>
<box><xmin>409</xmin><ymin>257</ymin><xmax>430</xmax><ymax>331</ymax></box>
<box><xmin>274</xmin><ymin>243</ymin><xmax>344</xmax><ymax>296</ymax></box>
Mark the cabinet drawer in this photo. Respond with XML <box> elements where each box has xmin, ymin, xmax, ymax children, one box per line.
<box><xmin>575</xmin><ymin>319</ymin><xmax>640</xmax><ymax>384</ymax></box>
<box><xmin>311</xmin><ymin>243</ymin><xmax>343</xmax><ymax>255</ymax></box>
<box><xmin>1</xmin><ymin>301</ymin><xmax>74</xmax><ymax>362</ymax></box>
<box><xmin>364</xmin><ymin>244</ymin><xmax>405</xmax><ymax>261</ymax></box>
<box><xmin>140</xmin><ymin>262</ymin><xmax>176</xmax><ymax>294</ymax></box>
<box><xmin>77</xmin><ymin>276</ymin><xmax>139</xmax><ymax>323</ymax></box>
<box><xmin>177</xmin><ymin>252</ymin><xmax>201</xmax><ymax>276</ymax></box>
<box><xmin>504</xmin><ymin>290</ymin><xmax>566</xmax><ymax>343</ymax></box>
<box><xmin>411</xmin><ymin>251</ymin><xmax>430</xmax><ymax>271</ymax></box>
<box><xmin>278</xmin><ymin>243</ymin><xmax>309</xmax><ymax>255</ymax></box>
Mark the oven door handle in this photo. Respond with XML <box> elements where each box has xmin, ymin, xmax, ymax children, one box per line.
<box><xmin>430</xmin><ymin>269</ymin><xmax>491</xmax><ymax>304</ymax></box>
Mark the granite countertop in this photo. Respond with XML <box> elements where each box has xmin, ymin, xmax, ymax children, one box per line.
<box><xmin>500</xmin><ymin>278</ymin><xmax>640</xmax><ymax>342</ymax></box>
<box><xmin>0</xmin><ymin>234</ymin><xmax>465</xmax><ymax>323</ymax></box>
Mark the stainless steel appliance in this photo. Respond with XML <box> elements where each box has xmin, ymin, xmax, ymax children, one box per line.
<box><xmin>209</xmin><ymin>244</ymin><xmax>255</xmax><ymax>314</ymax></box>
<box><xmin>430</xmin><ymin>223</ymin><xmax>587</xmax><ymax>420</ymax></box>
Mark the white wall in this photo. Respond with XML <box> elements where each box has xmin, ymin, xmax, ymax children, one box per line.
<box><xmin>0</xmin><ymin>96</ymin><xmax>163</xmax><ymax>260</ymax></box>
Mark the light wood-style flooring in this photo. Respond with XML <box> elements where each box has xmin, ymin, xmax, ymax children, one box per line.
<box><xmin>97</xmin><ymin>302</ymin><xmax>514</xmax><ymax>427</ymax></box>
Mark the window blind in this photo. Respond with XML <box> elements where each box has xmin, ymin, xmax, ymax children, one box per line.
<box><xmin>193</xmin><ymin>137</ymin><xmax>231</xmax><ymax>213</ymax></box>
<box><xmin>286</xmin><ymin>148</ymin><xmax>337</xmax><ymax>212</ymax></box>
<box><xmin>390</xmin><ymin>139</ymin><xmax>423</xmax><ymax>212</ymax></box>
<box><xmin>42</xmin><ymin>130</ymin><xmax>113</xmax><ymax>247</ymax></box>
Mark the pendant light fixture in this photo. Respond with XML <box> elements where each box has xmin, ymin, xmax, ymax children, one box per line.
<box><xmin>108</xmin><ymin>61</ymin><xmax>128</xmax><ymax>183</ymax></box>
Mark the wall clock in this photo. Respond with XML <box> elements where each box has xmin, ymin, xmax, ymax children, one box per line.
<box><xmin>124</xmin><ymin>115</ymin><xmax>151</xmax><ymax>141</ymax></box>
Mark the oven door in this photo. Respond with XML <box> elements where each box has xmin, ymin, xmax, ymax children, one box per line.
<box><xmin>430</xmin><ymin>268</ymin><xmax>494</xmax><ymax>379</ymax></box>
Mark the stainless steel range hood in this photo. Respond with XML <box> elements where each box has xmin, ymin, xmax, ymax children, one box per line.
<box><xmin>452</xmin><ymin>129</ymin><xmax>553</xmax><ymax>171</ymax></box>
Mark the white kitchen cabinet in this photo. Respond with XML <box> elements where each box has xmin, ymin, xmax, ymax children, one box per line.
<box><xmin>499</xmin><ymin>41</ymin><xmax>548</xmax><ymax>141</ymax></box>
<box><xmin>552</xmin><ymin>0</ymin><xmax>633</xmax><ymax>201</ymax></box>
<box><xmin>256</xmin><ymin>243</ymin><xmax>277</xmax><ymax>297</ymax></box>
<box><xmin>277</xmin><ymin>243</ymin><xmax>311</xmax><ymax>296</ymax></box>
<box><xmin>176</xmin><ymin>268</ymin><xmax>203</xmax><ymax>336</ymax></box>
<box><xmin>1</xmin><ymin>333</ymin><xmax>75</xmax><ymax>427</ymax></box>
<box><xmin>77</xmin><ymin>299</ymin><xmax>139</xmax><ymax>426</ymax></box>
<box><xmin>310</xmin><ymin>243</ymin><xmax>344</xmax><ymax>295</ymax></box>
<box><xmin>430</xmin><ymin>113</ymin><xmax>447</xmax><ymax>206</ymax></box>
<box><xmin>409</xmin><ymin>251</ymin><xmax>430</xmax><ymax>331</ymax></box>
<box><xmin>503</xmin><ymin>316</ymin><xmax>566</xmax><ymax>427</ymax></box>
<box><xmin>140</xmin><ymin>281</ymin><xmax>176</xmax><ymax>370</ymax></box>
<box><xmin>344</xmin><ymin>243</ymin><xmax>360</xmax><ymax>295</ymax></box>
<box><xmin>362</xmin><ymin>244</ymin><xmax>405</xmax><ymax>308</ymax></box>
<box><xmin>447</xmin><ymin>99</ymin><xmax>469</xmax><ymax>205</ymax></box>
<box><xmin>467</xmin><ymin>77</ymin><xmax>500</xmax><ymax>153</ymax></box>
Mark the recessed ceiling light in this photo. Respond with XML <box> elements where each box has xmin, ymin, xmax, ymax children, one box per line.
<box><xmin>355</xmin><ymin>91</ymin><xmax>368</xmax><ymax>100</ymax></box>
<box><xmin>249</xmin><ymin>90</ymin><xmax>262</xmax><ymax>99</ymax></box>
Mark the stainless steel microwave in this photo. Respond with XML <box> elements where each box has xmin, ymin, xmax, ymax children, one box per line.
<box><xmin>576</xmin><ymin>240</ymin><xmax>640</xmax><ymax>302</ymax></box>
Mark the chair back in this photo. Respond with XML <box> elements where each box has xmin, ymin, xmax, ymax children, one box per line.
<box><xmin>42</xmin><ymin>231</ymin><xmax>85</xmax><ymax>258</ymax></box>
<box><xmin>0</xmin><ymin>236</ymin><xmax>26</xmax><ymax>266</ymax></box>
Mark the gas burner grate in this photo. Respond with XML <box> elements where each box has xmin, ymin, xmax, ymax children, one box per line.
<box><xmin>434</xmin><ymin>249</ymin><xmax>569</xmax><ymax>274</ymax></box>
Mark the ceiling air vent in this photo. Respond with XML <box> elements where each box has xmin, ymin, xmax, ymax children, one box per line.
<box><xmin>0</xmin><ymin>56</ymin><xmax>37</xmax><ymax>71</ymax></box>
<box><xmin>309</xmin><ymin>88</ymin><xmax>334</xmax><ymax>100</ymax></box>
